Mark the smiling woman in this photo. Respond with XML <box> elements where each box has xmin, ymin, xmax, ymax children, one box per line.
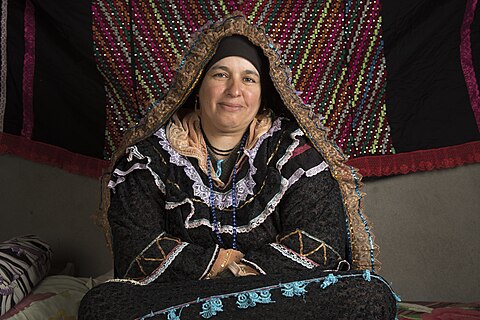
<box><xmin>78</xmin><ymin>15</ymin><xmax>398</xmax><ymax>319</ymax></box>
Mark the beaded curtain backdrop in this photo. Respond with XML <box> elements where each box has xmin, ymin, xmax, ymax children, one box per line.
<box><xmin>92</xmin><ymin>0</ymin><xmax>394</xmax><ymax>163</ymax></box>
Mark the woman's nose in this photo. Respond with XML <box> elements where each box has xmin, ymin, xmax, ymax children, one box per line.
<box><xmin>225</xmin><ymin>77</ymin><xmax>241</xmax><ymax>97</ymax></box>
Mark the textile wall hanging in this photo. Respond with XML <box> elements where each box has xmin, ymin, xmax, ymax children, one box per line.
<box><xmin>1</xmin><ymin>0</ymin><xmax>479</xmax><ymax>178</ymax></box>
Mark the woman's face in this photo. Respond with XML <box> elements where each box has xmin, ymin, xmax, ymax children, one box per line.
<box><xmin>198</xmin><ymin>56</ymin><xmax>261</xmax><ymax>136</ymax></box>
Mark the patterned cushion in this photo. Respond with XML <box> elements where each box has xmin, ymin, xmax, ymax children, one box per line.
<box><xmin>0</xmin><ymin>235</ymin><xmax>52</xmax><ymax>316</ymax></box>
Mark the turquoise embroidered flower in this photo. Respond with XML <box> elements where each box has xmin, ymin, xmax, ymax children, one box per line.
<box><xmin>167</xmin><ymin>309</ymin><xmax>180</xmax><ymax>320</ymax></box>
<box><xmin>200</xmin><ymin>298</ymin><xmax>223</xmax><ymax>319</ymax></box>
<box><xmin>320</xmin><ymin>274</ymin><xmax>338</xmax><ymax>289</ymax></box>
<box><xmin>281</xmin><ymin>281</ymin><xmax>308</xmax><ymax>297</ymax></box>
<box><xmin>236</xmin><ymin>290</ymin><xmax>273</xmax><ymax>309</ymax></box>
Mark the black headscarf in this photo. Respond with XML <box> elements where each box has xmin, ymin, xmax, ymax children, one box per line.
<box><xmin>205</xmin><ymin>35</ymin><xmax>265</xmax><ymax>77</ymax></box>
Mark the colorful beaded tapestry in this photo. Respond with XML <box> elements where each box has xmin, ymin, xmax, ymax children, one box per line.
<box><xmin>92</xmin><ymin>0</ymin><xmax>394</xmax><ymax>161</ymax></box>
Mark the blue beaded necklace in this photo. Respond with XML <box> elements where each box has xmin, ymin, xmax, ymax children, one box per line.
<box><xmin>206</xmin><ymin>132</ymin><xmax>248</xmax><ymax>249</ymax></box>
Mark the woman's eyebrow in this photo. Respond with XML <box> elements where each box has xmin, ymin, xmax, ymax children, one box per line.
<box><xmin>244</xmin><ymin>69</ymin><xmax>260</xmax><ymax>77</ymax></box>
<box><xmin>209</xmin><ymin>65</ymin><xmax>259</xmax><ymax>77</ymax></box>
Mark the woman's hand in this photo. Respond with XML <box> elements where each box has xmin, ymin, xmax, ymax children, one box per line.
<box><xmin>227</xmin><ymin>262</ymin><xmax>260</xmax><ymax>277</ymax></box>
<box><xmin>206</xmin><ymin>249</ymin><xmax>244</xmax><ymax>278</ymax></box>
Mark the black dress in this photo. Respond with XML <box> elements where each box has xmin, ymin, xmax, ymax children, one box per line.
<box><xmin>78</xmin><ymin>117</ymin><xmax>398</xmax><ymax>319</ymax></box>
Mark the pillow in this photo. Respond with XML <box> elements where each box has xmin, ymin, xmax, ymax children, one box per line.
<box><xmin>0</xmin><ymin>235</ymin><xmax>52</xmax><ymax>316</ymax></box>
<box><xmin>0</xmin><ymin>270</ymin><xmax>114</xmax><ymax>319</ymax></box>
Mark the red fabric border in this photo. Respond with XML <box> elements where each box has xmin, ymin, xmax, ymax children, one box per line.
<box><xmin>347</xmin><ymin>140</ymin><xmax>480</xmax><ymax>177</ymax></box>
<box><xmin>0</xmin><ymin>132</ymin><xmax>109</xmax><ymax>178</ymax></box>
<box><xmin>1</xmin><ymin>132</ymin><xmax>479</xmax><ymax>179</ymax></box>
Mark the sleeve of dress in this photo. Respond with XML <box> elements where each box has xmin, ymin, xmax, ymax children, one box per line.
<box><xmin>242</xmin><ymin>133</ymin><xmax>348</xmax><ymax>275</ymax></box>
<box><xmin>108</xmin><ymin>142</ymin><xmax>220</xmax><ymax>283</ymax></box>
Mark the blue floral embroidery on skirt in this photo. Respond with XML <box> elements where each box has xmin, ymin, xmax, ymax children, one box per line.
<box><xmin>167</xmin><ymin>309</ymin><xmax>181</xmax><ymax>320</ymax></box>
<box><xmin>236</xmin><ymin>290</ymin><xmax>273</xmax><ymax>309</ymax></box>
<box><xmin>200</xmin><ymin>298</ymin><xmax>223</xmax><ymax>319</ymax></box>
<box><xmin>281</xmin><ymin>281</ymin><xmax>308</xmax><ymax>297</ymax></box>
<box><xmin>320</xmin><ymin>274</ymin><xmax>338</xmax><ymax>289</ymax></box>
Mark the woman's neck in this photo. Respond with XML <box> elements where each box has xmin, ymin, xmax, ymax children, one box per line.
<box><xmin>201</xmin><ymin>127</ymin><xmax>245</xmax><ymax>160</ymax></box>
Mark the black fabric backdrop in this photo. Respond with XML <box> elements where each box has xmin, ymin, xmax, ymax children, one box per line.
<box><xmin>4</xmin><ymin>0</ymin><xmax>106</xmax><ymax>158</ymax></box>
<box><xmin>382</xmin><ymin>0</ymin><xmax>480</xmax><ymax>152</ymax></box>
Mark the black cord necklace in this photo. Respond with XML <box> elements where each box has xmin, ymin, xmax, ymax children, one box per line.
<box><xmin>201</xmin><ymin>126</ymin><xmax>242</xmax><ymax>157</ymax></box>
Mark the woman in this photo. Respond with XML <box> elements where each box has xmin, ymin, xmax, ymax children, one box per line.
<box><xmin>79</xmin><ymin>14</ymin><xmax>397</xmax><ymax>319</ymax></box>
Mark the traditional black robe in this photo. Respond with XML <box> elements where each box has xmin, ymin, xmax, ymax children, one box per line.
<box><xmin>79</xmin><ymin>117</ymin><xmax>397</xmax><ymax>319</ymax></box>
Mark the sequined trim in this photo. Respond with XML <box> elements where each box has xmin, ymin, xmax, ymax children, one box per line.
<box><xmin>269</xmin><ymin>243</ymin><xmax>319</xmax><ymax>269</ymax></box>
<box><xmin>0</xmin><ymin>0</ymin><xmax>7</xmax><ymax>131</ymax></box>
<box><xmin>155</xmin><ymin>118</ymin><xmax>282</xmax><ymax>210</ymax></box>
<box><xmin>108</xmin><ymin>146</ymin><xmax>166</xmax><ymax>194</ymax></box>
<box><xmin>21</xmin><ymin>0</ymin><xmax>35</xmax><ymax>138</ymax></box>
<box><xmin>460</xmin><ymin>0</ymin><xmax>480</xmax><ymax>130</ymax></box>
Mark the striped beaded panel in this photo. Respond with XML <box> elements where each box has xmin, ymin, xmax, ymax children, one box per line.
<box><xmin>92</xmin><ymin>0</ymin><xmax>395</xmax><ymax>159</ymax></box>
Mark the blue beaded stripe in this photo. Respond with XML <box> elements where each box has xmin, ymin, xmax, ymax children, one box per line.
<box><xmin>138</xmin><ymin>271</ymin><xmax>400</xmax><ymax>319</ymax></box>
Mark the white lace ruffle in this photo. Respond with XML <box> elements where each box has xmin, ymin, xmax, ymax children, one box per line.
<box><xmin>276</xmin><ymin>128</ymin><xmax>303</xmax><ymax>171</ymax></box>
<box><xmin>108</xmin><ymin>145</ymin><xmax>166</xmax><ymax>194</ymax></box>
<box><xmin>155</xmin><ymin>118</ymin><xmax>283</xmax><ymax>210</ymax></box>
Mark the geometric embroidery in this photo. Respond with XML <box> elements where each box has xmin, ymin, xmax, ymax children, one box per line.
<box><xmin>127</xmin><ymin>235</ymin><xmax>183</xmax><ymax>279</ymax></box>
<box><xmin>277</xmin><ymin>229</ymin><xmax>342</xmax><ymax>266</ymax></box>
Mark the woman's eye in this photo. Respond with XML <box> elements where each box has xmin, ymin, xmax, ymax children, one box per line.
<box><xmin>244</xmin><ymin>77</ymin><xmax>256</xmax><ymax>83</ymax></box>
<box><xmin>213</xmin><ymin>72</ymin><xmax>228</xmax><ymax>78</ymax></box>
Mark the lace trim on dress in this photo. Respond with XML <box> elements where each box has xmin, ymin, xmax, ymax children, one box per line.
<box><xmin>276</xmin><ymin>128</ymin><xmax>303</xmax><ymax>171</ymax></box>
<box><xmin>269</xmin><ymin>243</ymin><xmax>319</xmax><ymax>269</ymax></box>
<box><xmin>155</xmin><ymin>118</ymin><xmax>282</xmax><ymax>210</ymax></box>
<box><xmin>108</xmin><ymin>145</ymin><xmax>166</xmax><ymax>194</ymax></box>
<box><xmin>165</xmin><ymin>163</ymin><xmax>328</xmax><ymax>234</ymax></box>
<box><xmin>127</xmin><ymin>242</ymin><xmax>189</xmax><ymax>285</ymax></box>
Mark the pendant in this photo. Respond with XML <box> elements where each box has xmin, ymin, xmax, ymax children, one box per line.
<box><xmin>216</xmin><ymin>159</ymin><xmax>224</xmax><ymax>177</ymax></box>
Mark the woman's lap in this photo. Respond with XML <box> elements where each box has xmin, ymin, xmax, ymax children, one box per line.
<box><xmin>78</xmin><ymin>270</ymin><xmax>397</xmax><ymax>320</ymax></box>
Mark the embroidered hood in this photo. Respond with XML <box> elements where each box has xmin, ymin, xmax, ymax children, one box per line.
<box><xmin>100</xmin><ymin>13</ymin><xmax>379</xmax><ymax>271</ymax></box>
